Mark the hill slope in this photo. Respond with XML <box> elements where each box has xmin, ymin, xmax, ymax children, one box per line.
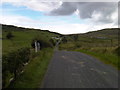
<box><xmin>61</xmin><ymin>28</ymin><xmax>119</xmax><ymax>48</ymax></box>
<box><xmin>2</xmin><ymin>24</ymin><xmax>61</xmax><ymax>54</ymax></box>
<box><xmin>83</xmin><ymin>28</ymin><xmax>119</xmax><ymax>38</ymax></box>
<box><xmin>2</xmin><ymin>24</ymin><xmax>62</xmax><ymax>88</ymax></box>
<box><xmin>59</xmin><ymin>28</ymin><xmax>120</xmax><ymax>69</ymax></box>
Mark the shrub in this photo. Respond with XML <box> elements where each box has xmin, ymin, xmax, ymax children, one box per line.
<box><xmin>2</xmin><ymin>47</ymin><xmax>30</xmax><ymax>88</ymax></box>
<box><xmin>75</xmin><ymin>42</ymin><xmax>81</xmax><ymax>48</ymax></box>
<box><xmin>17</xmin><ymin>47</ymin><xmax>30</xmax><ymax>63</ymax></box>
<box><xmin>62</xmin><ymin>37</ymin><xmax>67</xmax><ymax>43</ymax></box>
<box><xmin>31</xmin><ymin>37</ymin><xmax>53</xmax><ymax>49</ymax></box>
<box><xmin>73</xmin><ymin>35</ymin><xmax>78</xmax><ymax>41</ymax></box>
<box><xmin>114</xmin><ymin>46</ymin><xmax>120</xmax><ymax>56</ymax></box>
<box><xmin>6</xmin><ymin>32</ymin><xmax>14</xmax><ymax>39</ymax></box>
<box><xmin>8</xmin><ymin>48</ymin><xmax>30</xmax><ymax>78</ymax></box>
<box><xmin>2</xmin><ymin>55</ymin><xmax>9</xmax><ymax>87</ymax></box>
<box><xmin>49</xmin><ymin>39</ymin><xmax>55</xmax><ymax>46</ymax></box>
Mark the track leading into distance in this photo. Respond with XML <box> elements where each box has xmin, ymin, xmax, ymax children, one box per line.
<box><xmin>41</xmin><ymin>49</ymin><xmax>118</xmax><ymax>88</ymax></box>
<box><xmin>41</xmin><ymin>39</ymin><xmax>118</xmax><ymax>88</ymax></box>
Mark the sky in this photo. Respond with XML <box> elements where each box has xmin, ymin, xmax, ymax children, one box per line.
<box><xmin>0</xmin><ymin>0</ymin><xmax>119</xmax><ymax>34</ymax></box>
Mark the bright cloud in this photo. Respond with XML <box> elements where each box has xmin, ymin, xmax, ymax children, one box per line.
<box><xmin>1</xmin><ymin>0</ymin><xmax>61</xmax><ymax>12</ymax></box>
<box><xmin>0</xmin><ymin>14</ymin><xmax>117</xmax><ymax>34</ymax></box>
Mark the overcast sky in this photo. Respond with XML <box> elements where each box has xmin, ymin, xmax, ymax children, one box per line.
<box><xmin>0</xmin><ymin>0</ymin><xmax>118</xmax><ymax>34</ymax></box>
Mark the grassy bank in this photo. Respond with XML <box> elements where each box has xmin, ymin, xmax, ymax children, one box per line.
<box><xmin>2</xmin><ymin>24</ymin><xmax>60</xmax><ymax>88</ymax></box>
<box><xmin>75</xmin><ymin>49</ymin><xmax>119</xmax><ymax>69</ymax></box>
<box><xmin>59</xmin><ymin>43</ymin><xmax>119</xmax><ymax>69</ymax></box>
<box><xmin>8</xmin><ymin>48</ymin><xmax>53</xmax><ymax>88</ymax></box>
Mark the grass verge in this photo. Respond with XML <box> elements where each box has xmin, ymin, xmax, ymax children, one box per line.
<box><xmin>75</xmin><ymin>49</ymin><xmax>119</xmax><ymax>70</ymax></box>
<box><xmin>8</xmin><ymin>48</ymin><xmax>53</xmax><ymax>88</ymax></box>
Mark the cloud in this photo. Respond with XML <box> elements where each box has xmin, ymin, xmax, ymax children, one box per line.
<box><xmin>0</xmin><ymin>1</ymin><xmax>118</xmax><ymax>34</ymax></box>
<box><xmin>49</xmin><ymin>2</ymin><xmax>118</xmax><ymax>24</ymax></box>
<box><xmin>48</xmin><ymin>2</ymin><xmax>77</xmax><ymax>15</ymax></box>
<box><xmin>0</xmin><ymin>14</ymin><xmax>46</xmax><ymax>28</ymax></box>
<box><xmin>1</xmin><ymin>0</ymin><xmax>61</xmax><ymax>12</ymax></box>
<box><xmin>0</xmin><ymin>14</ymin><xmax>117</xmax><ymax>34</ymax></box>
<box><xmin>1</xmin><ymin>1</ymin><xmax>118</xmax><ymax>24</ymax></box>
<box><xmin>118</xmin><ymin>2</ymin><xmax>120</xmax><ymax>26</ymax></box>
<box><xmin>42</xmin><ymin>23</ymin><xmax>117</xmax><ymax>34</ymax></box>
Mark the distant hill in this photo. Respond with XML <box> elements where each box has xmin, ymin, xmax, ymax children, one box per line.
<box><xmin>65</xmin><ymin>28</ymin><xmax>119</xmax><ymax>40</ymax></box>
<box><xmin>83</xmin><ymin>28</ymin><xmax>119</xmax><ymax>39</ymax></box>
<box><xmin>2</xmin><ymin>24</ymin><xmax>61</xmax><ymax>36</ymax></box>
<box><xmin>2</xmin><ymin>24</ymin><xmax>120</xmax><ymax>40</ymax></box>
<box><xmin>2</xmin><ymin>24</ymin><xmax>119</xmax><ymax>38</ymax></box>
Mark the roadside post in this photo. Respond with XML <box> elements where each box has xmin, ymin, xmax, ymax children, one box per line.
<box><xmin>35</xmin><ymin>41</ymin><xmax>38</xmax><ymax>52</ymax></box>
<box><xmin>38</xmin><ymin>42</ymin><xmax>40</xmax><ymax>50</ymax></box>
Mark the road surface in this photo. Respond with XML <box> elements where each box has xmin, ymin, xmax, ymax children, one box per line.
<box><xmin>41</xmin><ymin>50</ymin><xmax>118</xmax><ymax>88</ymax></box>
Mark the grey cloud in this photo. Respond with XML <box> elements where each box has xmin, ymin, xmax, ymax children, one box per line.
<box><xmin>49</xmin><ymin>2</ymin><xmax>117</xmax><ymax>24</ymax></box>
<box><xmin>49</xmin><ymin>2</ymin><xmax>77</xmax><ymax>15</ymax></box>
<box><xmin>78</xmin><ymin>2</ymin><xmax>117</xmax><ymax>23</ymax></box>
<box><xmin>118</xmin><ymin>2</ymin><xmax>120</xmax><ymax>26</ymax></box>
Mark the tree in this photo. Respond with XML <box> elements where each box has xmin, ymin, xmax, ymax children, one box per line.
<box><xmin>6</xmin><ymin>31</ymin><xmax>14</xmax><ymax>39</ymax></box>
<box><xmin>3</xmin><ymin>47</ymin><xmax>30</xmax><ymax>82</ymax></box>
<box><xmin>49</xmin><ymin>39</ymin><xmax>55</xmax><ymax>46</ymax></box>
<box><xmin>31</xmin><ymin>37</ymin><xmax>53</xmax><ymax>49</ymax></box>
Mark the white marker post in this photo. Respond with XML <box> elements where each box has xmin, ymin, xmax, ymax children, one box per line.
<box><xmin>38</xmin><ymin>42</ymin><xmax>40</xmax><ymax>50</ymax></box>
<box><xmin>35</xmin><ymin>41</ymin><xmax>38</xmax><ymax>52</ymax></box>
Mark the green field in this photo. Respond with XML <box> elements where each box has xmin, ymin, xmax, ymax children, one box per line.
<box><xmin>2</xmin><ymin>25</ymin><xmax>60</xmax><ymax>54</ymax></box>
<box><xmin>2</xmin><ymin>24</ymin><xmax>60</xmax><ymax>88</ymax></box>
<box><xmin>59</xmin><ymin>28</ymin><xmax>120</xmax><ymax>69</ymax></box>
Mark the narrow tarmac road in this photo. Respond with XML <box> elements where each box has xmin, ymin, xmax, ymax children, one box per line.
<box><xmin>41</xmin><ymin>50</ymin><xmax>118</xmax><ymax>88</ymax></box>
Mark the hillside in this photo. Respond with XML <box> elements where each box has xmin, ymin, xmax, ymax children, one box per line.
<box><xmin>83</xmin><ymin>28</ymin><xmax>119</xmax><ymax>38</ymax></box>
<box><xmin>2</xmin><ymin>24</ymin><xmax>61</xmax><ymax>35</ymax></box>
<box><xmin>2</xmin><ymin>24</ymin><xmax>62</xmax><ymax>88</ymax></box>
<box><xmin>59</xmin><ymin>28</ymin><xmax>120</xmax><ymax>69</ymax></box>
<box><xmin>2</xmin><ymin>24</ymin><xmax>61</xmax><ymax>54</ymax></box>
<box><xmin>66</xmin><ymin>28</ymin><xmax>119</xmax><ymax>39</ymax></box>
<box><xmin>61</xmin><ymin>28</ymin><xmax>119</xmax><ymax>47</ymax></box>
